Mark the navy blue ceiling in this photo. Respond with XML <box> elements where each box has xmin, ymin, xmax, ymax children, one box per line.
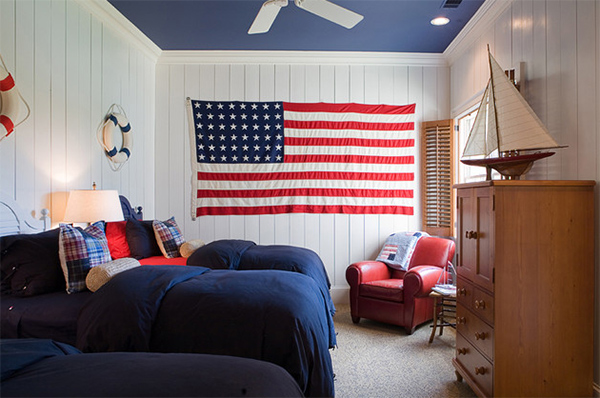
<box><xmin>108</xmin><ymin>0</ymin><xmax>484</xmax><ymax>53</ymax></box>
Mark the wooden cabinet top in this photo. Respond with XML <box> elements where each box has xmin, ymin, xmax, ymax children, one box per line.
<box><xmin>453</xmin><ymin>180</ymin><xmax>596</xmax><ymax>189</ymax></box>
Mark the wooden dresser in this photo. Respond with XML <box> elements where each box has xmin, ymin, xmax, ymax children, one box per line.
<box><xmin>452</xmin><ymin>180</ymin><xmax>595</xmax><ymax>397</ymax></box>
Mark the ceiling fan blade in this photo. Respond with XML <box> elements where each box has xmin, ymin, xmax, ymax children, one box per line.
<box><xmin>248</xmin><ymin>0</ymin><xmax>288</xmax><ymax>34</ymax></box>
<box><xmin>294</xmin><ymin>0</ymin><xmax>363</xmax><ymax>29</ymax></box>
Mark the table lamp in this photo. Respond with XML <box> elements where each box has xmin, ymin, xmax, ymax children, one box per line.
<box><xmin>63</xmin><ymin>186</ymin><xmax>124</xmax><ymax>224</ymax></box>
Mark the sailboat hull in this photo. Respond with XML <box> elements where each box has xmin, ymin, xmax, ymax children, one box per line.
<box><xmin>461</xmin><ymin>152</ymin><xmax>555</xmax><ymax>180</ymax></box>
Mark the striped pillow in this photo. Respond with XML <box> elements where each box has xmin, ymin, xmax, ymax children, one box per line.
<box><xmin>58</xmin><ymin>222</ymin><xmax>111</xmax><ymax>293</ymax></box>
<box><xmin>153</xmin><ymin>217</ymin><xmax>185</xmax><ymax>258</ymax></box>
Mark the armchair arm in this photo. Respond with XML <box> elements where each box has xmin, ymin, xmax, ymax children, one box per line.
<box><xmin>345</xmin><ymin>261</ymin><xmax>391</xmax><ymax>287</ymax></box>
<box><xmin>403</xmin><ymin>265</ymin><xmax>445</xmax><ymax>298</ymax></box>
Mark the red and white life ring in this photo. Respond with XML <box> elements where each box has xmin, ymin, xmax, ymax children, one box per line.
<box><xmin>0</xmin><ymin>63</ymin><xmax>20</xmax><ymax>141</ymax></box>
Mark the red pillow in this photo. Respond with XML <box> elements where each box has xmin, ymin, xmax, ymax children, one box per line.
<box><xmin>105</xmin><ymin>221</ymin><xmax>131</xmax><ymax>259</ymax></box>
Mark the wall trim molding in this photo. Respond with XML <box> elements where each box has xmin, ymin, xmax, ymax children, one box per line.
<box><xmin>158</xmin><ymin>50</ymin><xmax>448</xmax><ymax>67</ymax></box>
<box><xmin>443</xmin><ymin>0</ymin><xmax>513</xmax><ymax>66</ymax></box>
<box><xmin>74</xmin><ymin>0</ymin><xmax>162</xmax><ymax>61</ymax></box>
<box><xmin>593</xmin><ymin>381</ymin><xmax>599</xmax><ymax>396</ymax></box>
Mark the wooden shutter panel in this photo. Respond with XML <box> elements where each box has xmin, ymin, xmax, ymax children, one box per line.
<box><xmin>421</xmin><ymin>119</ymin><xmax>455</xmax><ymax>237</ymax></box>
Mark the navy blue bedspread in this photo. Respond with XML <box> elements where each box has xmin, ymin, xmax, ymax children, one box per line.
<box><xmin>1</xmin><ymin>339</ymin><xmax>304</xmax><ymax>397</ymax></box>
<box><xmin>187</xmin><ymin>239</ymin><xmax>336</xmax><ymax>322</ymax></box>
<box><xmin>76</xmin><ymin>266</ymin><xmax>335</xmax><ymax>397</ymax></box>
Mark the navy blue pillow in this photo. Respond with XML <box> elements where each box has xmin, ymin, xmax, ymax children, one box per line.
<box><xmin>186</xmin><ymin>239</ymin><xmax>256</xmax><ymax>269</ymax></box>
<box><xmin>125</xmin><ymin>219</ymin><xmax>162</xmax><ymax>260</ymax></box>
<box><xmin>0</xmin><ymin>229</ymin><xmax>65</xmax><ymax>296</ymax></box>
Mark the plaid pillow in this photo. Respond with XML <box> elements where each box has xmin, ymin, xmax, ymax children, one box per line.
<box><xmin>58</xmin><ymin>222</ymin><xmax>111</xmax><ymax>293</ymax></box>
<box><xmin>152</xmin><ymin>217</ymin><xmax>185</xmax><ymax>258</ymax></box>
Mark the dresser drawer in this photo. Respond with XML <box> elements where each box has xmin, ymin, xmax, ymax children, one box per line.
<box><xmin>456</xmin><ymin>306</ymin><xmax>494</xmax><ymax>360</ymax></box>
<box><xmin>455</xmin><ymin>332</ymin><xmax>493</xmax><ymax>397</ymax></box>
<box><xmin>457</xmin><ymin>277</ymin><xmax>494</xmax><ymax>326</ymax></box>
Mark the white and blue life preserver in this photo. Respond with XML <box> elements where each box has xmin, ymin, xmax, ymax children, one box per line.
<box><xmin>102</xmin><ymin>112</ymin><xmax>132</xmax><ymax>164</ymax></box>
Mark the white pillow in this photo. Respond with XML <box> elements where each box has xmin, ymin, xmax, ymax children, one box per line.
<box><xmin>85</xmin><ymin>257</ymin><xmax>141</xmax><ymax>292</ymax></box>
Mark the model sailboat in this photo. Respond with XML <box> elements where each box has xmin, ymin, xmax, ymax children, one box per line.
<box><xmin>461</xmin><ymin>47</ymin><xmax>562</xmax><ymax>180</ymax></box>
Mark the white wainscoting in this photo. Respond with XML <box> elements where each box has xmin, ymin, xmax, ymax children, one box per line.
<box><xmin>154</xmin><ymin>54</ymin><xmax>451</xmax><ymax>299</ymax></box>
<box><xmin>446</xmin><ymin>0</ymin><xmax>599</xmax><ymax>389</ymax></box>
<box><xmin>0</xmin><ymin>0</ymin><xmax>156</xmax><ymax>224</ymax></box>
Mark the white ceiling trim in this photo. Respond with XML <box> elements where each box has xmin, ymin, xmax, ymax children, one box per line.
<box><xmin>76</xmin><ymin>0</ymin><xmax>162</xmax><ymax>61</ymax></box>
<box><xmin>443</xmin><ymin>0</ymin><xmax>513</xmax><ymax>66</ymax></box>
<box><xmin>158</xmin><ymin>50</ymin><xmax>448</xmax><ymax>67</ymax></box>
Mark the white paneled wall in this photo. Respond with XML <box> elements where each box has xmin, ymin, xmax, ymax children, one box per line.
<box><xmin>446</xmin><ymin>0</ymin><xmax>599</xmax><ymax>390</ymax></box>
<box><xmin>155</xmin><ymin>55</ymin><xmax>450</xmax><ymax>300</ymax></box>
<box><xmin>0</xmin><ymin>0</ymin><xmax>156</xmax><ymax>224</ymax></box>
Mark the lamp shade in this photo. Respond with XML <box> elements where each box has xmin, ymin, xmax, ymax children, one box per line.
<box><xmin>63</xmin><ymin>189</ymin><xmax>124</xmax><ymax>223</ymax></box>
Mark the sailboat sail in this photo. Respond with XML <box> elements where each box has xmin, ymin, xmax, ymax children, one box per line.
<box><xmin>462</xmin><ymin>49</ymin><xmax>559</xmax><ymax>158</ymax></box>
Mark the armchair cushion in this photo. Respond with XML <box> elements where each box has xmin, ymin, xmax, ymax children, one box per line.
<box><xmin>360</xmin><ymin>279</ymin><xmax>404</xmax><ymax>302</ymax></box>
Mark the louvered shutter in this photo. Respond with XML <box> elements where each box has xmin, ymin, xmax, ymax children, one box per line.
<box><xmin>421</xmin><ymin>120</ymin><xmax>455</xmax><ymax>236</ymax></box>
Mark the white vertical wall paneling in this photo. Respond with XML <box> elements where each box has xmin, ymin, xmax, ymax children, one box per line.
<box><xmin>576</xmin><ymin>0</ymin><xmax>597</xmax><ymax>181</ymax></box>
<box><xmin>50</xmin><ymin>0</ymin><xmax>68</xmax><ymax>222</ymax></box>
<box><xmin>0</xmin><ymin>0</ymin><xmax>16</xmax><ymax>197</ymax></box>
<box><xmin>90</xmin><ymin>17</ymin><xmax>103</xmax><ymax>195</ymax></box>
<box><xmin>183</xmin><ymin>64</ymin><xmax>200</xmax><ymax>240</ymax></box>
<box><xmin>78</xmin><ymin>9</ymin><xmax>93</xmax><ymax>193</ymax></box>
<box><xmin>15</xmin><ymin>0</ymin><xmax>35</xmax><ymax>214</ymax></box>
<box><xmin>154</xmin><ymin>63</ymin><xmax>170</xmax><ymax>221</ymax></box>
<box><xmin>559</xmin><ymin>0</ymin><xmax>578</xmax><ymax>179</ymax></box>
<box><xmin>168</xmin><ymin>65</ymin><xmax>185</xmax><ymax>229</ymax></box>
<box><xmin>34</xmin><ymin>0</ymin><xmax>52</xmax><ymax>214</ymax></box>
<box><xmin>545</xmin><ymin>0</ymin><xmax>563</xmax><ymax>180</ymax></box>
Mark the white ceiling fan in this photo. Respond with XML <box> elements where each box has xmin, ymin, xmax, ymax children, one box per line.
<box><xmin>248</xmin><ymin>0</ymin><xmax>364</xmax><ymax>34</ymax></box>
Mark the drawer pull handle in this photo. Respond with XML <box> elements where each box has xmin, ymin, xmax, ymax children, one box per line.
<box><xmin>475</xmin><ymin>300</ymin><xmax>486</xmax><ymax>309</ymax></box>
<box><xmin>456</xmin><ymin>317</ymin><xmax>466</xmax><ymax>325</ymax></box>
<box><xmin>474</xmin><ymin>367</ymin><xmax>487</xmax><ymax>375</ymax></box>
<box><xmin>457</xmin><ymin>348</ymin><xmax>467</xmax><ymax>355</ymax></box>
<box><xmin>465</xmin><ymin>230</ymin><xmax>478</xmax><ymax>239</ymax></box>
<box><xmin>474</xmin><ymin>332</ymin><xmax>486</xmax><ymax>340</ymax></box>
<box><xmin>457</xmin><ymin>288</ymin><xmax>467</xmax><ymax>296</ymax></box>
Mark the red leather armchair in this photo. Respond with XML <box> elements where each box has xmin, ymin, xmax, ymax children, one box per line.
<box><xmin>345</xmin><ymin>236</ymin><xmax>455</xmax><ymax>334</ymax></box>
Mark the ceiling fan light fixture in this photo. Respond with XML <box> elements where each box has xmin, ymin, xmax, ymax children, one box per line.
<box><xmin>430</xmin><ymin>16</ymin><xmax>450</xmax><ymax>26</ymax></box>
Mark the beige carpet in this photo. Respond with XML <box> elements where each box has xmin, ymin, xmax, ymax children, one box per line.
<box><xmin>331</xmin><ymin>304</ymin><xmax>476</xmax><ymax>398</ymax></box>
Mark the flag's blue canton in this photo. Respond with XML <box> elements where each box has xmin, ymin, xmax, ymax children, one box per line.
<box><xmin>192</xmin><ymin>101</ymin><xmax>285</xmax><ymax>164</ymax></box>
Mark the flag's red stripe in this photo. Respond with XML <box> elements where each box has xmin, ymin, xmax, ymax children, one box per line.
<box><xmin>197</xmin><ymin>205</ymin><xmax>414</xmax><ymax>216</ymax></box>
<box><xmin>284</xmin><ymin>120</ymin><xmax>414</xmax><ymax>131</ymax></box>
<box><xmin>197</xmin><ymin>188</ymin><xmax>413</xmax><ymax>199</ymax></box>
<box><xmin>198</xmin><ymin>171</ymin><xmax>414</xmax><ymax>182</ymax></box>
<box><xmin>285</xmin><ymin>137</ymin><xmax>414</xmax><ymax>148</ymax></box>
<box><xmin>284</xmin><ymin>154</ymin><xmax>414</xmax><ymax>164</ymax></box>
<box><xmin>283</xmin><ymin>102</ymin><xmax>416</xmax><ymax>115</ymax></box>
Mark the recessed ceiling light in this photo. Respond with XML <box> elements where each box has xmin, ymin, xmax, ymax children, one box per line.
<box><xmin>431</xmin><ymin>17</ymin><xmax>450</xmax><ymax>26</ymax></box>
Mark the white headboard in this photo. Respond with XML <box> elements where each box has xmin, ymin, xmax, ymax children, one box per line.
<box><xmin>0</xmin><ymin>193</ymin><xmax>50</xmax><ymax>236</ymax></box>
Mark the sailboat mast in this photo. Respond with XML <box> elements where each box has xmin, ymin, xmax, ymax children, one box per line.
<box><xmin>487</xmin><ymin>45</ymin><xmax>502</xmax><ymax>155</ymax></box>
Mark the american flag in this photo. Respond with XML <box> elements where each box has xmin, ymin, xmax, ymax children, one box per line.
<box><xmin>186</xmin><ymin>99</ymin><xmax>415</xmax><ymax>218</ymax></box>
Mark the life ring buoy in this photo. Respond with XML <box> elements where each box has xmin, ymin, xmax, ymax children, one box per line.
<box><xmin>0</xmin><ymin>65</ymin><xmax>20</xmax><ymax>141</ymax></box>
<box><xmin>102</xmin><ymin>112</ymin><xmax>132</xmax><ymax>164</ymax></box>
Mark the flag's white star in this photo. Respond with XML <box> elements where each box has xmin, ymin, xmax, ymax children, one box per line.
<box><xmin>206</xmin><ymin>103</ymin><xmax>213</xmax><ymax>109</ymax></box>
<box><xmin>229</xmin><ymin>103</ymin><xmax>235</xmax><ymax>110</ymax></box>
<box><xmin>275</xmin><ymin>113</ymin><xmax>282</xmax><ymax>119</ymax></box>
<box><xmin>221</xmin><ymin>155</ymin><xmax>227</xmax><ymax>161</ymax></box>
<box><xmin>231</xmin><ymin>134</ymin><xmax>238</xmax><ymax>140</ymax></box>
<box><xmin>253</xmin><ymin>125</ymin><xmax>259</xmax><ymax>131</ymax></box>
<box><xmin>264</xmin><ymin>114</ymin><xmax>270</xmax><ymax>120</ymax></box>
<box><xmin>231</xmin><ymin>145</ymin><xmax>238</xmax><ymax>151</ymax></box>
<box><xmin>218</xmin><ymin>114</ymin><xmax>225</xmax><ymax>120</ymax></box>
<box><xmin>208</xmin><ymin>145</ymin><xmax>215</xmax><ymax>151</ymax></box>
<box><xmin>253</xmin><ymin>134</ymin><xmax>260</xmax><ymax>140</ymax></box>
<box><xmin>219</xmin><ymin>134</ymin><xmax>226</xmax><ymax>141</ymax></box>
<box><xmin>243</xmin><ymin>155</ymin><xmax>249</xmax><ymax>161</ymax></box>
<box><xmin>232</xmin><ymin>155</ymin><xmax>238</xmax><ymax>161</ymax></box>
<box><xmin>230</xmin><ymin>113</ymin><xmax>236</xmax><ymax>120</ymax></box>
<box><xmin>264</xmin><ymin>124</ymin><xmax>271</xmax><ymax>130</ymax></box>
<box><xmin>198</xmin><ymin>154</ymin><xmax>205</xmax><ymax>160</ymax></box>
<box><xmin>242</xmin><ymin>145</ymin><xmax>249</xmax><ymax>151</ymax></box>
<box><xmin>219</xmin><ymin>124</ymin><xmax>225</xmax><ymax>130</ymax></box>
<box><xmin>210</xmin><ymin>155</ymin><xmax>216</xmax><ymax>161</ymax></box>
<box><xmin>254</xmin><ymin>145</ymin><xmax>260</xmax><ymax>151</ymax></box>
<box><xmin>252</xmin><ymin>114</ymin><xmax>259</xmax><ymax>120</ymax></box>
<box><xmin>274</xmin><ymin>103</ymin><xmax>281</xmax><ymax>109</ymax></box>
<box><xmin>263</xmin><ymin>103</ymin><xmax>269</xmax><ymax>110</ymax></box>
<box><xmin>242</xmin><ymin>134</ymin><xmax>249</xmax><ymax>141</ymax></box>
<box><xmin>230</xmin><ymin>124</ymin><xmax>237</xmax><ymax>130</ymax></box>
<box><xmin>194</xmin><ymin>102</ymin><xmax>200</xmax><ymax>108</ymax></box>
<box><xmin>207</xmin><ymin>113</ymin><xmax>214</xmax><ymax>120</ymax></box>
<box><xmin>208</xmin><ymin>124</ymin><xmax>214</xmax><ymax>130</ymax></box>
<box><xmin>217</xmin><ymin>103</ymin><xmax>224</xmax><ymax>110</ymax></box>
<box><xmin>208</xmin><ymin>134</ymin><xmax>215</xmax><ymax>140</ymax></box>
<box><xmin>241</xmin><ymin>124</ymin><xmax>248</xmax><ymax>131</ymax></box>
<box><xmin>220</xmin><ymin>145</ymin><xmax>226</xmax><ymax>151</ymax></box>
<box><xmin>241</xmin><ymin>113</ymin><xmax>247</xmax><ymax>120</ymax></box>
<box><xmin>276</xmin><ymin>134</ymin><xmax>283</xmax><ymax>140</ymax></box>
<box><xmin>251</xmin><ymin>103</ymin><xmax>258</xmax><ymax>110</ymax></box>
<box><xmin>275</xmin><ymin>124</ymin><xmax>282</xmax><ymax>130</ymax></box>
<box><xmin>196</xmin><ymin>123</ymin><xmax>203</xmax><ymax>129</ymax></box>
<box><xmin>240</xmin><ymin>103</ymin><xmax>246</xmax><ymax>110</ymax></box>
<box><xmin>254</xmin><ymin>155</ymin><xmax>261</xmax><ymax>161</ymax></box>
<box><xmin>276</xmin><ymin>155</ymin><xmax>282</xmax><ymax>161</ymax></box>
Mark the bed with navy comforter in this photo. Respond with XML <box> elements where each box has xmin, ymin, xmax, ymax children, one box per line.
<box><xmin>1</xmin><ymin>233</ymin><xmax>337</xmax><ymax>397</ymax></box>
<box><xmin>1</xmin><ymin>339</ymin><xmax>304</xmax><ymax>397</ymax></box>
